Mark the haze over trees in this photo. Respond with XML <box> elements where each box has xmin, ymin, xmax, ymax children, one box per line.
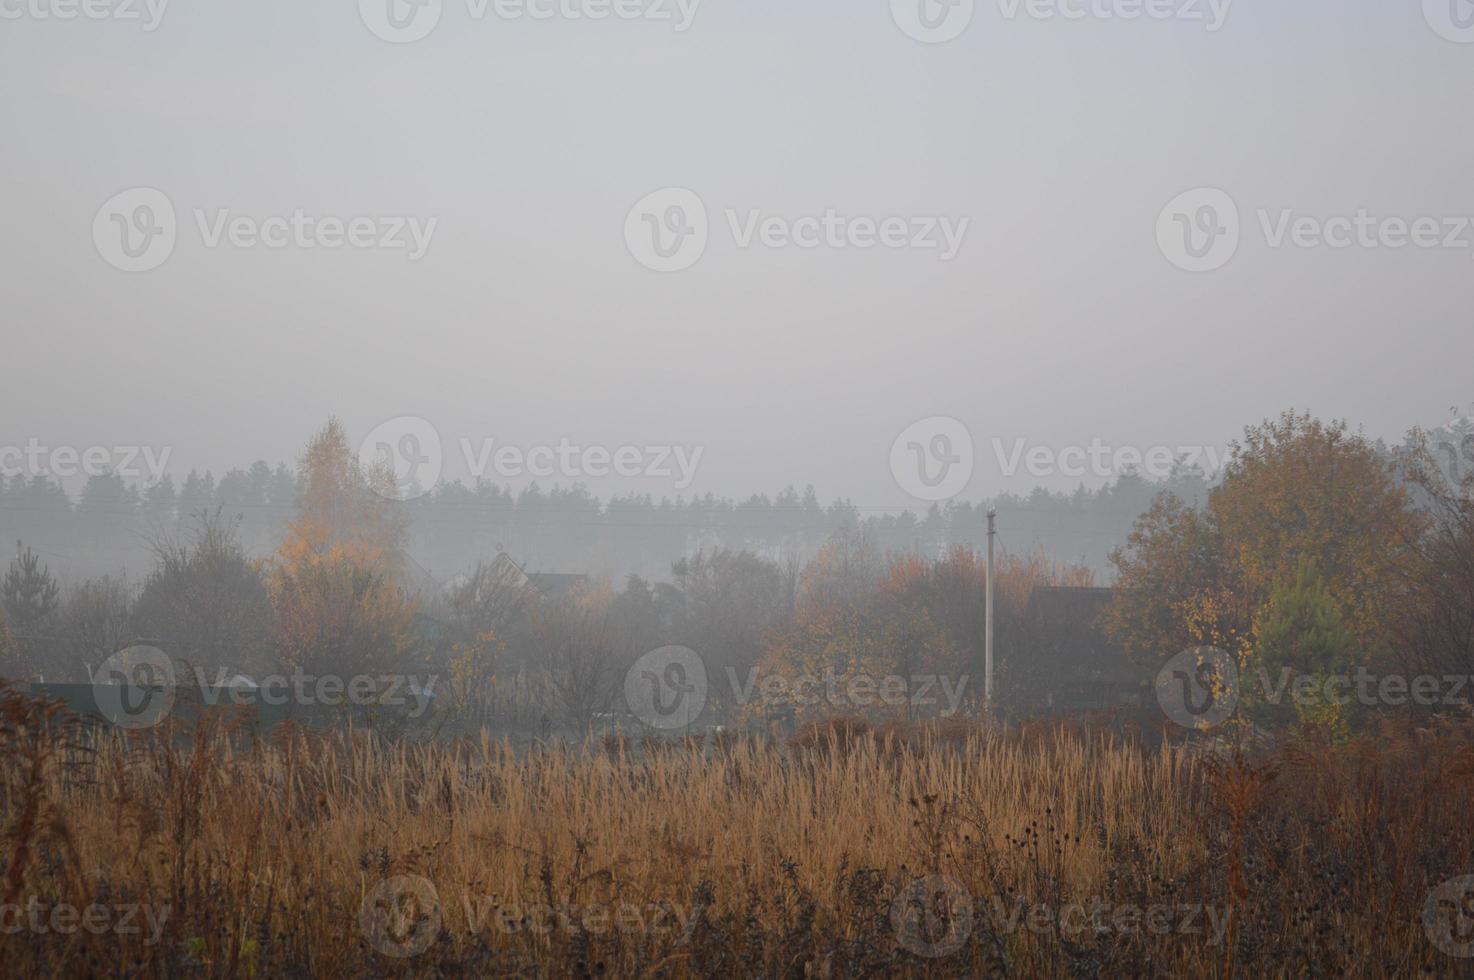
<box><xmin>0</xmin><ymin>407</ymin><xmax>1470</xmax><ymax>745</ymax></box>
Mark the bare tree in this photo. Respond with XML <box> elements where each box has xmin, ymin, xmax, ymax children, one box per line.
<box><xmin>56</xmin><ymin>576</ymin><xmax>135</xmax><ymax>682</ymax></box>
<box><xmin>530</xmin><ymin>588</ymin><xmax>618</xmax><ymax>731</ymax></box>
<box><xmin>1397</xmin><ymin>435</ymin><xmax>1474</xmax><ymax>682</ymax></box>
<box><xmin>133</xmin><ymin>509</ymin><xmax>272</xmax><ymax>679</ymax></box>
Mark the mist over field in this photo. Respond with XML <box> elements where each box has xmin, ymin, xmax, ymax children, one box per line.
<box><xmin>3</xmin><ymin>2</ymin><xmax>1474</xmax><ymax>977</ymax></box>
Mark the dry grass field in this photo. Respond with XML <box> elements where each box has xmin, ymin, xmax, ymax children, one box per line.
<box><xmin>3</xmin><ymin>685</ymin><xmax>1474</xmax><ymax>978</ymax></box>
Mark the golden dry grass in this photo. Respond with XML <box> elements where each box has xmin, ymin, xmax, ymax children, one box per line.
<box><xmin>2</xmin><ymin>687</ymin><xmax>1473</xmax><ymax>978</ymax></box>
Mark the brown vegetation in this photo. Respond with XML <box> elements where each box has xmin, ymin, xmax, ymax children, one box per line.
<box><xmin>2</xmin><ymin>688</ymin><xmax>1472</xmax><ymax>978</ymax></box>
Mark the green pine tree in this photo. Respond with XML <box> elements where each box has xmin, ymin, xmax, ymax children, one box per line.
<box><xmin>1250</xmin><ymin>556</ymin><xmax>1354</xmax><ymax>738</ymax></box>
<box><xmin>2</xmin><ymin>541</ymin><xmax>61</xmax><ymax>671</ymax></box>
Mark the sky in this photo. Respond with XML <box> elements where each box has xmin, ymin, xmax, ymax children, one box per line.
<box><xmin>3</xmin><ymin>0</ymin><xmax>1472</xmax><ymax>510</ymax></box>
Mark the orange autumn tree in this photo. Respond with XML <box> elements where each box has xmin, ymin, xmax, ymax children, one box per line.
<box><xmin>883</xmin><ymin>546</ymin><xmax>1095</xmax><ymax>667</ymax></box>
<box><xmin>756</xmin><ymin>529</ymin><xmax>942</xmax><ymax>720</ymax></box>
<box><xmin>757</xmin><ymin>538</ymin><xmax>1096</xmax><ymax>721</ymax></box>
<box><xmin>268</xmin><ymin>419</ymin><xmax>418</xmax><ymax>677</ymax></box>
<box><xmin>1106</xmin><ymin>411</ymin><xmax>1425</xmax><ymax>680</ymax></box>
<box><xmin>883</xmin><ymin>546</ymin><xmax>1095</xmax><ymax>709</ymax></box>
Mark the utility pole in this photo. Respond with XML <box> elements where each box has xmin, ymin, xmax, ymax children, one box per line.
<box><xmin>985</xmin><ymin>508</ymin><xmax>995</xmax><ymax>710</ymax></box>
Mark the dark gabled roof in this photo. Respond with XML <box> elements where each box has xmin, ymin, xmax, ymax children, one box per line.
<box><xmin>526</xmin><ymin>572</ymin><xmax>589</xmax><ymax>601</ymax></box>
<box><xmin>1020</xmin><ymin>586</ymin><xmax>1148</xmax><ymax>687</ymax></box>
<box><xmin>1026</xmin><ymin>585</ymin><xmax>1116</xmax><ymax>619</ymax></box>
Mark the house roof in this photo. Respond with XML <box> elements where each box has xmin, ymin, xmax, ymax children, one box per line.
<box><xmin>1021</xmin><ymin>586</ymin><xmax>1148</xmax><ymax>687</ymax></box>
<box><xmin>526</xmin><ymin>572</ymin><xmax>589</xmax><ymax>601</ymax></box>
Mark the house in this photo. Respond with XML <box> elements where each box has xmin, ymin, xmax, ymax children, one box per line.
<box><xmin>1004</xmin><ymin>586</ymin><xmax>1152</xmax><ymax>715</ymax></box>
<box><xmin>444</xmin><ymin>552</ymin><xmax>589</xmax><ymax>606</ymax></box>
<box><xmin>525</xmin><ymin>572</ymin><xmax>589</xmax><ymax>602</ymax></box>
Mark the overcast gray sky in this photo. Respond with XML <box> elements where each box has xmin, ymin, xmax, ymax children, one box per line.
<box><xmin>3</xmin><ymin>0</ymin><xmax>1472</xmax><ymax>509</ymax></box>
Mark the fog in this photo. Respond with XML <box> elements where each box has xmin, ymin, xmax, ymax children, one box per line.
<box><xmin>3</xmin><ymin>0</ymin><xmax>1472</xmax><ymax>581</ymax></box>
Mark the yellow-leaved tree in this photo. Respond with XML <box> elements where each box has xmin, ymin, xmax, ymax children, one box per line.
<box><xmin>755</xmin><ymin>529</ymin><xmax>960</xmax><ymax>721</ymax></box>
<box><xmin>268</xmin><ymin>419</ymin><xmax>418</xmax><ymax>678</ymax></box>
<box><xmin>1106</xmin><ymin>411</ymin><xmax>1425</xmax><ymax>687</ymax></box>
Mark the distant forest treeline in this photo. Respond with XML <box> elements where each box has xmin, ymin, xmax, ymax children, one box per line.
<box><xmin>0</xmin><ymin>461</ymin><xmax>1217</xmax><ymax>587</ymax></box>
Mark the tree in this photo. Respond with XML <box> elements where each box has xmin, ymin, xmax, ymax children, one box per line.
<box><xmin>797</xmin><ymin>527</ymin><xmax>884</xmax><ymax>608</ymax></box>
<box><xmin>140</xmin><ymin>475</ymin><xmax>178</xmax><ymax>530</ymax></box>
<box><xmin>447</xmin><ymin>555</ymin><xmax>536</xmax><ymax>638</ymax></box>
<box><xmin>1249</xmin><ymin>558</ymin><xmax>1354</xmax><ymax>735</ymax></box>
<box><xmin>755</xmin><ymin>531</ymin><xmax>962</xmax><ymax>721</ymax></box>
<box><xmin>1211</xmin><ymin>412</ymin><xmax>1423</xmax><ymax>655</ymax></box>
<box><xmin>132</xmin><ymin>510</ymin><xmax>272</xmax><ymax>678</ymax></box>
<box><xmin>529</xmin><ymin>585</ymin><xmax>618</xmax><ymax>729</ymax></box>
<box><xmin>268</xmin><ymin>420</ymin><xmax>418</xmax><ymax>677</ymax></box>
<box><xmin>55</xmin><ymin>576</ymin><xmax>135</xmax><ymax>683</ymax></box>
<box><xmin>439</xmin><ymin>555</ymin><xmax>538</xmax><ymax>722</ymax></box>
<box><xmin>0</xmin><ymin>612</ymin><xmax>13</xmax><ymax>668</ymax></box>
<box><xmin>668</xmin><ymin>549</ymin><xmax>787</xmax><ymax>682</ymax></box>
<box><xmin>75</xmin><ymin>472</ymin><xmax>139</xmax><ymax>565</ymax></box>
<box><xmin>1392</xmin><ymin>428</ymin><xmax>1474</xmax><ymax>683</ymax></box>
<box><xmin>2</xmin><ymin>542</ymin><xmax>60</xmax><ymax>676</ymax></box>
<box><xmin>1106</xmin><ymin>412</ymin><xmax>1422</xmax><ymax>676</ymax></box>
<box><xmin>1104</xmin><ymin>495</ymin><xmax>1249</xmax><ymax>664</ymax></box>
<box><xmin>883</xmin><ymin>546</ymin><xmax>1095</xmax><ymax>688</ymax></box>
